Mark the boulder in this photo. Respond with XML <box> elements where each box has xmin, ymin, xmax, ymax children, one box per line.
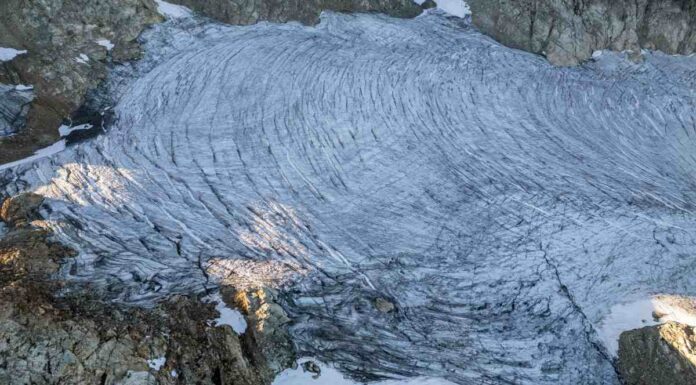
<box><xmin>618</xmin><ymin>322</ymin><xmax>696</xmax><ymax>385</ymax></box>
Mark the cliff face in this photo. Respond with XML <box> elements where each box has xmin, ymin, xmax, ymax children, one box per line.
<box><xmin>618</xmin><ymin>322</ymin><xmax>696</xmax><ymax>385</ymax></box>
<box><xmin>466</xmin><ymin>0</ymin><xmax>696</xmax><ymax>65</ymax></box>
<box><xmin>0</xmin><ymin>0</ymin><xmax>163</xmax><ymax>164</ymax></box>
<box><xmin>0</xmin><ymin>193</ymin><xmax>295</xmax><ymax>385</ymax></box>
<box><xmin>167</xmin><ymin>0</ymin><xmax>421</xmax><ymax>25</ymax></box>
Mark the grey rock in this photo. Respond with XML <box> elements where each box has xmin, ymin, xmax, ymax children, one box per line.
<box><xmin>0</xmin><ymin>84</ymin><xmax>33</xmax><ymax>138</ymax></box>
<box><xmin>168</xmin><ymin>0</ymin><xmax>421</xmax><ymax>25</ymax></box>
<box><xmin>618</xmin><ymin>322</ymin><xmax>696</xmax><ymax>385</ymax></box>
<box><xmin>466</xmin><ymin>0</ymin><xmax>696</xmax><ymax>65</ymax></box>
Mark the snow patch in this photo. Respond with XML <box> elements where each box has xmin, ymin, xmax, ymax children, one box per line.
<box><xmin>147</xmin><ymin>356</ymin><xmax>166</xmax><ymax>371</ymax></box>
<box><xmin>207</xmin><ymin>293</ymin><xmax>247</xmax><ymax>334</ymax></box>
<box><xmin>273</xmin><ymin>358</ymin><xmax>457</xmax><ymax>385</ymax></box>
<box><xmin>0</xmin><ymin>47</ymin><xmax>27</xmax><ymax>62</ymax></box>
<box><xmin>435</xmin><ymin>0</ymin><xmax>471</xmax><ymax>18</ymax></box>
<box><xmin>96</xmin><ymin>39</ymin><xmax>115</xmax><ymax>51</ymax></box>
<box><xmin>596</xmin><ymin>296</ymin><xmax>696</xmax><ymax>356</ymax></box>
<box><xmin>0</xmin><ymin>140</ymin><xmax>66</xmax><ymax>171</ymax></box>
<box><xmin>59</xmin><ymin>123</ymin><xmax>93</xmax><ymax>137</ymax></box>
<box><xmin>155</xmin><ymin>0</ymin><xmax>193</xmax><ymax>18</ymax></box>
<box><xmin>591</xmin><ymin>50</ymin><xmax>603</xmax><ymax>59</ymax></box>
<box><xmin>75</xmin><ymin>54</ymin><xmax>89</xmax><ymax>64</ymax></box>
<box><xmin>170</xmin><ymin>370</ymin><xmax>178</xmax><ymax>378</ymax></box>
<box><xmin>14</xmin><ymin>84</ymin><xmax>33</xmax><ymax>91</ymax></box>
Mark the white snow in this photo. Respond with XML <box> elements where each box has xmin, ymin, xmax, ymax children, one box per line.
<box><xmin>0</xmin><ymin>47</ymin><xmax>27</xmax><ymax>62</ymax></box>
<box><xmin>273</xmin><ymin>359</ymin><xmax>457</xmax><ymax>385</ymax></box>
<box><xmin>14</xmin><ymin>84</ymin><xmax>33</xmax><ymax>91</ymax></box>
<box><xmin>591</xmin><ymin>50</ymin><xmax>603</xmax><ymax>59</ymax></box>
<box><xmin>155</xmin><ymin>0</ymin><xmax>193</xmax><ymax>18</ymax></box>
<box><xmin>208</xmin><ymin>293</ymin><xmax>247</xmax><ymax>334</ymax></box>
<box><xmin>96</xmin><ymin>39</ymin><xmax>115</xmax><ymax>51</ymax></box>
<box><xmin>434</xmin><ymin>0</ymin><xmax>471</xmax><ymax>17</ymax></box>
<box><xmin>75</xmin><ymin>53</ymin><xmax>89</xmax><ymax>64</ymax></box>
<box><xmin>147</xmin><ymin>356</ymin><xmax>166</xmax><ymax>371</ymax></box>
<box><xmin>59</xmin><ymin>123</ymin><xmax>93</xmax><ymax>137</ymax></box>
<box><xmin>0</xmin><ymin>140</ymin><xmax>66</xmax><ymax>171</ymax></box>
<box><xmin>596</xmin><ymin>296</ymin><xmax>696</xmax><ymax>356</ymax></box>
<box><xmin>170</xmin><ymin>370</ymin><xmax>178</xmax><ymax>378</ymax></box>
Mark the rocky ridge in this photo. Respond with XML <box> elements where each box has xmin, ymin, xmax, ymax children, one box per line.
<box><xmin>466</xmin><ymin>0</ymin><xmax>696</xmax><ymax>65</ymax></box>
<box><xmin>0</xmin><ymin>193</ymin><xmax>295</xmax><ymax>385</ymax></box>
<box><xmin>619</xmin><ymin>322</ymin><xmax>696</xmax><ymax>385</ymax></box>
<box><xmin>167</xmin><ymin>0</ymin><xmax>422</xmax><ymax>25</ymax></box>
<box><xmin>0</xmin><ymin>0</ymin><xmax>164</xmax><ymax>164</ymax></box>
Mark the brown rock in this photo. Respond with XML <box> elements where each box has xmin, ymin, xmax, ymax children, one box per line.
<box><xmin>374</xmin><ymin>297</ymin><xmax>395</xmax><ymax>313</ymax></box>
<box><xmin>0</xmin><ymin>193</ymin><xmax>44</xmax><ymax>227</ymax></box>
<box><xmin>618</xmin><ymin>322</ymin><xmax>696</xmax><ymax>385</ymax></box>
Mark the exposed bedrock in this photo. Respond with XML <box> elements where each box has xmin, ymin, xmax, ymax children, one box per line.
<box><xmin>0</xmin><ymin>0</ymin><xmax>163</xmax><ymax>164</ymax></box>
<box><xmin>466</xmin><ymin>0</ymin><xmax>696</xmax><ymax>65</ymax></box>
<box><xmin>168</xmin><ymin>0</ymin><xmax>422</xmax><ymax>25</ymax></box>
<box><xmin>0</xmin><ymin>84</ymin><xmax>33</xmax><ymax>138</ymax></box>
<box><xmin>619</xmin><ymin>322</ymin><xmax>696</xmax><ymax>385</ymax></box>
<box><xmin>0</xmin><ymin>193</ymin><xmax>295</xmax><ymax>385</ymax></box>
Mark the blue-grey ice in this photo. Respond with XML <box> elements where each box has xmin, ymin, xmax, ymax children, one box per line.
<box><xmin>2</xmin><ymin>12</ymin><xmax>695</xmax><ymax>385</ymax></box>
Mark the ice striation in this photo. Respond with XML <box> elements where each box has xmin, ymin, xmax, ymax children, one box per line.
<box><xmin>1</xmin><ymin>12</ymin><xmax>696</xmax><ymax>385</ymax></box>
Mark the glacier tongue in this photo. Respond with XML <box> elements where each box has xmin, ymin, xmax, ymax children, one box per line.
<box><xmin>3</xmin><ymin>12</ymin><xmax>696</xmax><ymax>385</ymax></box>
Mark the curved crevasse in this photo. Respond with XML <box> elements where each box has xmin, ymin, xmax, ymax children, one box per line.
<box><xmin>2</xmin><ymin>12</ymin><xmax>696</xmax><ymax>384</ymax></box>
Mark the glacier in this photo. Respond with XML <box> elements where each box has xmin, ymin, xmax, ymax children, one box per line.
<box><xmin>1</xmin><ymin>11</ymin><xmax>696</xmax><ymax>385</ymax></box>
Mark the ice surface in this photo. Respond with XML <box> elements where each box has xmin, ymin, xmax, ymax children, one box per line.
<box><xmin>0</xmin><ymin>47</ymin><xmax>27</xmax><ymax>61</ymax></box>
<box><xmin>155</xmin><ymin>0</ymin><xmax>192</xmax><ymax>18</ymax></box>
<box><xmin>434</xmin><ymin>0</ymin><xmax>470</xmax><ymax>17</ymax></box>
<box><xmin>2</xmin><ymin>12</ymin><xmax>696</xmax><ymax>385</ymax></box>
<box><xmin>412</xmin><ymin>0</ymin><xmax>470</xmax><ymax>17</ymax></box>
<box><xmin>59</xmin><ymin>123</ymin><xmax>93</xmax><ymax>137</ymax></box>
<box><xmin>273</xmin><ymin>358</ymin><xmax>457</xmax><ymax>385</ymax></box>
<box><xmin>0</xmin><ymin>140</ymin><xmax>65</xmax><ymax>171</ymax></box>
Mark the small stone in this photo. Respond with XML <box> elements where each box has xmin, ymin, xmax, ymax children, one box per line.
<box><xmin>653</xmin><ymin>310</ymin><xmax>668</xmax><ymax>322</ymax></box>
<box><xmin>374</xmin><ymin>297</ymin><xmax>395</xmax><ymax>313</ymax></box>
<box><xmin>302</xmin><ymin>360</ymin><xmax>321</xmax><ymax>379</ymax></box>
<box><xmin>421</xmin><ymin>0</ymin><xmax>437</xmax><ymax>9</ymax></box>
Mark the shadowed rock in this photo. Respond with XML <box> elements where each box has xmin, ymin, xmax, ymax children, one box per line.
<box><xmin>619</xmin><ymin>322</ymin><xmax>696</xmax><ymax>385</ymax></box>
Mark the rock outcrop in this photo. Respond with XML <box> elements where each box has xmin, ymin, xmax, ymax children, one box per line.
<box><xmin>0</xmin><ymin>84</ymin><xmax>33</xmax><ymax>138</ymax></box>
<box><xmin>0</xmin><ymin>0</ymin><xmax>163</xmax><ymax>164</ymax></box>
<box><xmin>466</xmin><ymin>0</ymin><xmax>696</xmax><ymax>65</ymax></box>
<box><xmin>168</xmin><ymin>0</ymin><xmax>422</xmax><ymax>25</ymax></box>
<box><xmin>0</xmin><ymin>193</ymin><xmax>295</xmax><ymax>385</ymax></box>
<box><xmin>618</xmin><ymin>322</ymin><xmax>696</xmax><ymax>385</ymax></box>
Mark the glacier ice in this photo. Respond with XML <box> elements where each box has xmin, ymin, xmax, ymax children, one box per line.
<box><xmin>1</xmin><ymin>12</ymin><xmax>696</xmax><ymax>385</ymax></box>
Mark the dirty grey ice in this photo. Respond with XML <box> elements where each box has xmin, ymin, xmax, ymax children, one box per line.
<box><xmin>3</xmin><ymin>11</ymin><xmax>696</xmax><ymax>385</ymax></box>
